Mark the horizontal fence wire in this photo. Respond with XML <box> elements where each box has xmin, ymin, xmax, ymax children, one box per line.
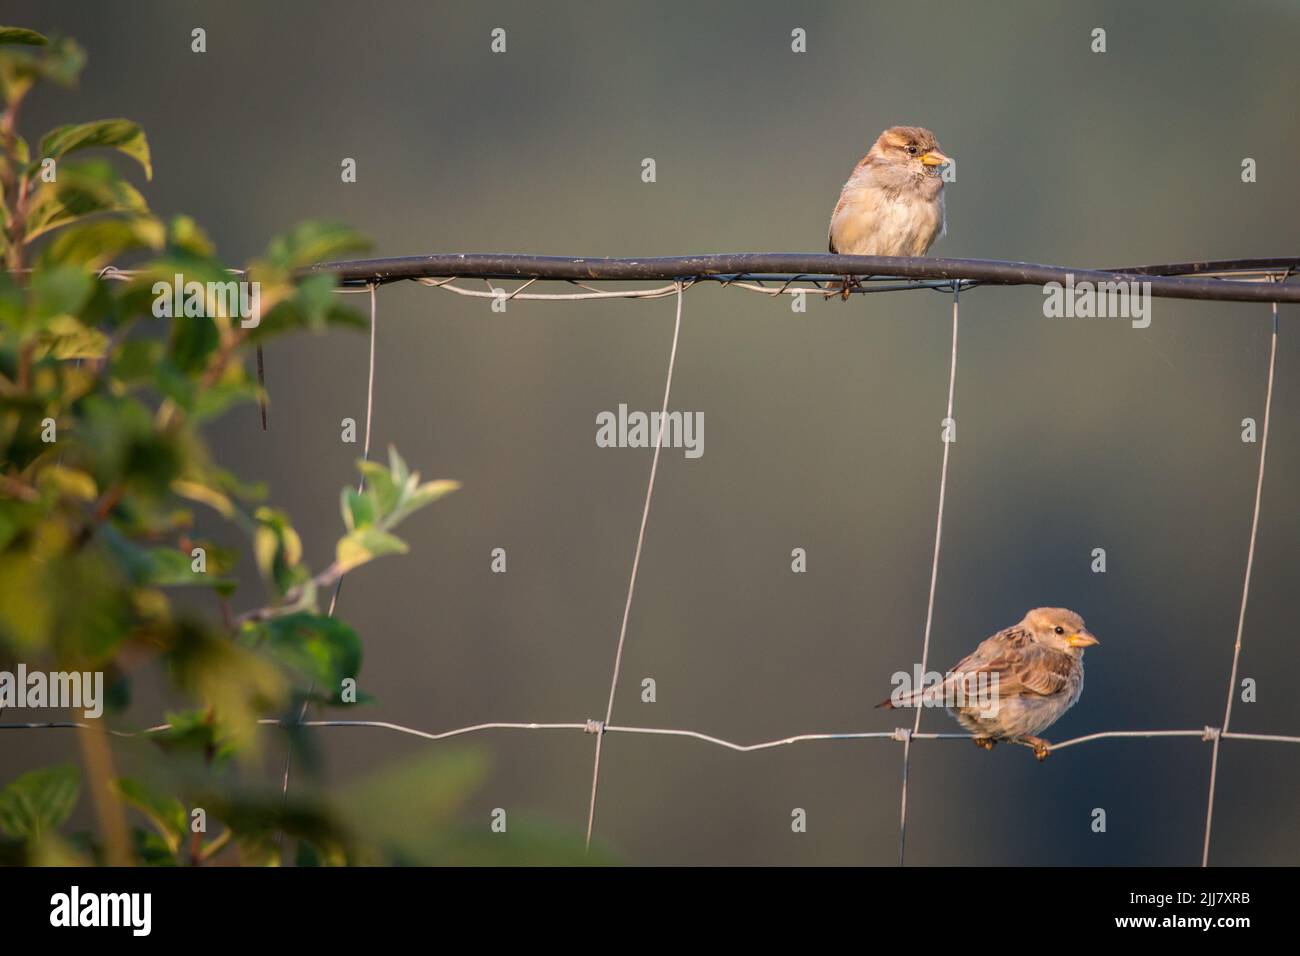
<box><xmin>5</xmin><ymin>252</ymin><xmax>1294</xmax><ymax>866</ymax></box>
<box><xmin>5</xmin><ymin>723</ymin><xmax>1294</xmax><ymax>749</ymax></box>
<box><xmin>5</xmin><ymin>718</ymin><xmax>1299</xmax><ymax>751</ymax></box>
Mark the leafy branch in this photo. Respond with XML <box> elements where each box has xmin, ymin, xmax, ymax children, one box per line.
<box><xmin>239</xmin><ymin>447</ymin><xmax>459</xmax><ymax>625</ymax></box>
<box><xmin>0</xmin><ymin>24</ymin><xmax>461</xmax><ymax>866</ymax></box>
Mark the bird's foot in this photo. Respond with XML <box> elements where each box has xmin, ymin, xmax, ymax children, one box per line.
<box><xmin>1017</xmin><ymin>735</ymin><xmax>1052</xmax><ymax>761</ymax></box>
<box><xmin>973</xmin><ymin>736</ymin><xmax>996</xmax><ymax>752</ymax></box>
<box><xmin>838</xmin><ymin>275</ymin><xmax>864</xmax><ymax>300</ymax></box>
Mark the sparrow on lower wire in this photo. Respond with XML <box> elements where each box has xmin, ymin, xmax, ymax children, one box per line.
<box><xmin>828</xmin><ymin>125</ymin><xmax>952</xmax><ymax>297</ymax></box>
<box><xmin>878</xmin><ymin>607</ymin><xmax>1099</xmax><ymax>761</ymax></box>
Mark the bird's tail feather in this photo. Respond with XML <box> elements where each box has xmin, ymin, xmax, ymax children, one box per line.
<box><xmin>879</xmin><ymin>682</ymin><xmax>945</xmax><ymax>710</ymax></box>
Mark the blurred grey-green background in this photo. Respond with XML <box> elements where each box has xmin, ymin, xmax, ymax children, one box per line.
<box><xmin>5</xmin><ymin>0</ymin><xmax>1298</xmax><ymax>864</ymax></box>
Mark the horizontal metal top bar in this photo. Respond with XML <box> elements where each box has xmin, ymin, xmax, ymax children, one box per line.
<box><xmin>302</xmin><ymin>254</ymin><xmax>1300</xmax><ymax>303</ymax></box>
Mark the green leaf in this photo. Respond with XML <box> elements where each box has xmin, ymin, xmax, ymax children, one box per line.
<box><xmin>253</xmin><ymin>507</ymin><xmax>305</xmax><ymax>598</ymax></box>
<box><xmin>257</xmin><ymin>613</ymin><xmax>362</xmax><ymax>703</ymax></box>
<box><xmin>387</xmin><ymin>446</ymin><xmax>410</xmax><ymax>487</ymax></box>
<box><xmin>341</xmin><ymin>486</ymin><xmax>374</xmax><ymax>531</ymax></box>
<box><xmin>140</xmin><ymin>547</ymin><xmax>215</xmax><ymax>587</ymax></box>
<box><xmin>294</xmin><ymin>839</ymin><xmax>329</xmax><ymax>867</ymax></box>
<box><xmin>77</xmin><ymin>394</ymin><xmax>184</xmax><ymax>495</ymax></box>
<box><xmin>118</xmin><ymin>251</ymin><xmax>230</xmax><ymax>326</ymax></box>
<box><xmin>38</xmin><ymin>314</ymin><xmax>108</xmax><ymax>359</ymax></box>
<box><xmin>264</xmin><ymin>221</ymin><xmax>369</xmax><ymax>272</ymax></box>
<box><xmin>0</xmin><ymin>271</ymin><xmax>24</xmax><ymax>328</ymax></box>
<box><xmin>189</xmin><ymin>791</ymin><xmax>351</xmax><ymax>865</ymax></box>
<box><xmin>130</xmin><ymin>826</ymin><xmax>179</xmax><ymax>866</ymax></box>
<box><xmin>25</xmin><ymin>160</ymin><xmax>149</xmax><ymax>241</ymax></box>
<box><xmin>36</xmin><ymin>464</ymin><xmax>97</xmax><ymax>501</ymax></box>
<box><xmin>0</xmin><ymin>552</ymin><xmax>52</xmax><ymax>652</ymax></box>
<box><xmin>190</xmin><ymin>374</ymin><xmax>261</xmax><ymax>425</ymax></box>
<box><xmin>293</xmin><ymin>273</ymin><xmax>338</xmax><ymax>331</ymax></box>
<box><xmin>349</xmin><ymin>448</ymin><xmax>458</xmax><ymax>536</ymax></box>
<box><xmin>34</xmin><ymin>37</ymin><xmax>85</xmax><ymax>88</ymax></box>
<box><xmin>39</xmin><ymin>215</ymin><xmax>165</xmax><ymax>270</ymax></box>
<box><xmin>0</xmin><ymin>27</ymin><xmax>49</xmax><ymax>46</ymax></box>
<box><xmin>390</xmin><ymin>478</ymin><xmax>460</xmax><ymax>528</ymax></box>
<box><xmin>151</xmin><ymin>709</ymin><xmax>236</xmax><ymax>762</ymax></box>
<box><xmin>335</xmin><ymin>526</ymin><xmax>408</xmax><ymax>573</ymax></box>
<box><xmin>110</xmin><ymin>337</ymin><xmax>162</xmax><ymax>383</ymax></box>
<box><xmin>115</xmin><ymin>778</ymin><xmax>187</xmax><ymax>854</ymax></box>
<box><xmin>356</xmin><ymin>460</ymin><xmax>400</xmax><ymax>517</ymax></box>
<box><xmin>38</xmin><ymin>118</ymin><xmax>152</xmax><ymax>180</ymax></box>
<box><xmin>28</xmin><ymin>264</ymin><xmax>94</xmax><ymax>326</ymax></box>
<box><xmin>99</xmin><ymin>528</ymin><xmax>231</xmax><ymax>590</ymax></box>
<box><xmin>0</xmin><ymin>766</ymin><xmax>79</xmax><ymax>840</ymax></box>
<box><xmin>143</xmin><ymin>547</ymin><xmax>206</xmax><ymax>586</ymax></box>
<box><xmin>161</xmin><ymin>214</ymin><xmax>214</xmax><ymax>257</ymax></box>
<box><xmin>171</xmin><ymin>479</ymin><xmax>235</xmax><ymax>519</ymax></box>
<box><xmin>0</xmin><ymin>36</ymin><xmax>83</xmax><ymax>105</ymax></box>
<box><xmin>0</xmin><ymin>540</ymin><xmax>133</xmax><ymax>661</ymax></box>
<box><xmin>166</xmin><ymin>621</ymin><xmax>289</xmax><ymax>756</ymax></box>
<box><xmin>157</xmin><ymin>358</ymin><xmax>263</xmax><ymax>426</ymax></box>
<box><xmin>169</xmin><ymin>312</ymin><xmax>219</xmax><ymax>374</ymax></box>
<box><xmin>335</xmin><ymin>750</ymin><xmax>497</xmax><ymax>864</ymax></box>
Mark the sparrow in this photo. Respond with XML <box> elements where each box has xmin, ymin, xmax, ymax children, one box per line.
<box><xmin>878</xmin><ymin>607</ymin><xmax>1099</xmax><ymax>760</ymax></box>
<box><xmin>828</xmin><ymin>125</ymin><xmax>952</xmax><ymax>297</ymax></box>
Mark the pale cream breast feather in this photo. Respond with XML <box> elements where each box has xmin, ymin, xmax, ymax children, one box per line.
<box><xmin>829</xmin><ymin>183</ymin><xmax>945</xmax><ymax>257</ymax></box>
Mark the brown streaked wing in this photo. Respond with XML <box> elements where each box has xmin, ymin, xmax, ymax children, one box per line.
<box><xmin>948</xmin><ymin>626</ymin><xmax>1030</xmax><ymax>673</ymax></box>
<box><xmin>1010</xmin><ymin>646</ymin><xmax>1076</xmax><ymax>697</ymax></box>
<box><xmin>956</xmin><ymin>645</ymin><xmax>1074</xmax><ymax>699</ymax></box>
<box><xmin>944</xmin><ymin>627</ymin><xmax>1073</xmax><ymax>698</ymax></box>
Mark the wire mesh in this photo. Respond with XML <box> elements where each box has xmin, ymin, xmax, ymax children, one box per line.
<box><xmin>5</xmin><ymin>254</ymin><xmax>1295</xmax><ymax>866</ymax></box>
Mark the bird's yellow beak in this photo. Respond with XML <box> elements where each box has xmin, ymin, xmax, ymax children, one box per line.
<box><xmin>1067</xmin><ymin>631</ymin><xmax>1100</xmax><ymax>648</ymax></box>
<box><xmin>921</xmin><ymin>149</ymin><xmax>952</xmax><ymax>167</ymax></box>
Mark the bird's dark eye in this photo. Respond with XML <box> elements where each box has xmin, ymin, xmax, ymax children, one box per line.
<box><xmin>1054</xmin><ymin>626</ymin><xmax>1065</xmax><ymax>635</ymax></box>
<box><xmin>906</xmin><ymin>145</ymin><xmax>918</xmax><ymax>154</ymax></box>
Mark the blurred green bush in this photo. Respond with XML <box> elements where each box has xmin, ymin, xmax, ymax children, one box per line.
<box><xmin>0</xmin><ymin>24</ymin><xmax>573</xmax><ymax>866</ymax></box>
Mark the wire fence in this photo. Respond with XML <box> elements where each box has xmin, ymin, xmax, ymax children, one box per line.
<box><xmin>4</xmin><ymin>253</ymin><xmax>1296</xmax><ymax>866</ymax></box>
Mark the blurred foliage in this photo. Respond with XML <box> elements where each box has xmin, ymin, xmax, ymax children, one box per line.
<box><xmin>336</xmin><ymin>749</ymin><xmax>608</xmax><ymax>866</ymax></box>
<box><xmin>0</xmin><ymin>25</ymin><xmax>567</xmax><ymax>866</ymax></box>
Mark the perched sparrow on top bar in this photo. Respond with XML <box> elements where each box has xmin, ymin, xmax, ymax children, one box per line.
<box><xmin>878</xmin><ymin>607</ymin><xmax>1099</xmax><ymax>760</ymax></box>
<box><xmin>828</xmin><ymin>125</ymin><xmax>952</xmax><ymax>297</ymax></box>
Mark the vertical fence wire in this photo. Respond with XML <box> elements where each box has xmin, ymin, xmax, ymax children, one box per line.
<box><xmin>1201</xmin><ymin>295</ymin><xmax>1279</xmax><ymax>866</ymax></box>
<box><xmin>327</xmin><ymin>282</ymin><xmax>379</xmax><ymax>617</ymax></box>
<box><xmin>585</xmin><ymin>280</ymin><xmax>686</xmax><ymax>850</ymax></box>
<box><xmin>897</xmin><ymin>283</ymin><xmax>960</xmax><ymax>866</ymax></box>
<box><xmin>279</xmin><ymin>282</ymin><xmax>379</xmax><ymax>816</ymax></box>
